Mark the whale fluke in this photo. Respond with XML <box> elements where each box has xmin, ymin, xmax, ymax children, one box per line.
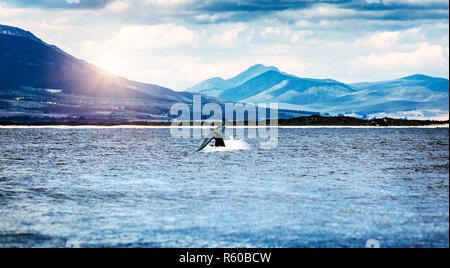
<box><xmin>195</xmin><ymin>122</ymin><xmax>226</xmax><ymax>152</ymax></box>
<box><xmin>214</xmin><ymin>137</ymin><xmax>225</xmax><ymax>147</ymax></box>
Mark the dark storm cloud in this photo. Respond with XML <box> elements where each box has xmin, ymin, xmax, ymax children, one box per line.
<box><xmin>193</xmin><ymin>0</ymin><xmax>448</xmax><ymax>13</ymax></box>
<box><xmin>348</xmin><ymin>0</ymin><xmax>450</xmax><ymax>12</ymax></box>
<box><xmin>196</xmin><ymin>1</ymin><xmax>448</xmax><ymax>24</ymax></box>
<box><xmin>3</xmin><ymin>0</ymin><xmax>448</xmax><ymax>22</ymax></box>
<box><xmin>193</xmin><ymin>0</ymin><xmax>349</xmax><ymax>13</ymax></box>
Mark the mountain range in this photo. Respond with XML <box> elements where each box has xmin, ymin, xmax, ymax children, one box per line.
<box><xmin>187</xmin><ymin>65</ymin><xmax>449</xmax><ymax>120</ymax></box>
<box><xmin>0</xmin><ymin>25</ymin><xmax>311</xmax><ymax>123</ymax></box>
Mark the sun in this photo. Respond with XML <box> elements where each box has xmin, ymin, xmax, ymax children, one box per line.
<box><xmin>99</xmin><ymin>58</ymin><xmax>120</xmax><ymax>74</ymax></box>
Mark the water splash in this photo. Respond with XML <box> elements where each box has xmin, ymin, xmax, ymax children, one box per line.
<box><xmin>203</xmin><ymin>137</ymin><xmax>250</xmax><ymax>152</ymax></box>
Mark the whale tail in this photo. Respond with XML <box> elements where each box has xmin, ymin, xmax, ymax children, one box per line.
<box><xmin>195</xmin><ymin>121</ymin><xmax>226</xmax><ymax>152</ymax></box>
<box><xmin>214</xmin><ymin>137</ymin><xmax>225</xmax><ymax>147</ymax></box>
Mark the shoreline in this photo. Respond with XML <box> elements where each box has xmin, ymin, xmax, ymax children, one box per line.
<box><xmin>1</xmin><ymin>115</ymin><xmax>448</xmax><ymax>129</ymax></box>
<box><xmin>1</xmin><ymin>124</ymin><xmax>448</xmax><ymax>129</ymax></box>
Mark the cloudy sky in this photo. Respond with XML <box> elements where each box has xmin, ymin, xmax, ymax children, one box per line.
<box><xmin>0</xmin><ymin>0</ymin><xmax>449</xmax><ymax>90</ymax></box>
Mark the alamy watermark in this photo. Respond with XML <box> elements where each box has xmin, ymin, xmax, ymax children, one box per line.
<box><xmin>170</xmin><ymin>95</ymin><xmax>279</xmax><ymax>149</ymax></box>
<box><xmin>365</xmin><ymin>239</ymin><xmax>381</xmax><ymax>248</ymax></box>
<box><xmin>65</xmin><ymin>239</ymin><xmax>80</xmax><ymax>248</ymax></box>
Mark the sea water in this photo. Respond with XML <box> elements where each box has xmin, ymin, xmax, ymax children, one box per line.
<box><xmin>0</xmin><ymin>127</ymin><xmax>448</xmax><ymax>247</ymax></box>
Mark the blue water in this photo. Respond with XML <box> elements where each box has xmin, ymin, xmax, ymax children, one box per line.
<box><xmin>0</xmin><ymin>127</ymin><xmax>448</xmax><ymax>248</ymax></box>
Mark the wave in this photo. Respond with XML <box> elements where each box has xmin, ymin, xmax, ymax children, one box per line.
<box><xmin>203</xmin><ymin>137</ymin><xmax>250</xmax><ymax>152</ymax></box>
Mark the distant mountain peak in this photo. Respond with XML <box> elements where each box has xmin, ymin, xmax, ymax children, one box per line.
<box><xmin>186</xmin><ymin>64</ymin><xmax>280</xmax><ymax>94</ymax></box>
<box><xmin>247</xmin><ymin>64</ymin><xmax>279</xmax><ymax>72</ymax></box>
<box><xmin>0</xmin><ymin>24</ymin><xmax>45</xmax><ymax>45</ymax></box>
<box><xmin>402</xmin><ymin>74</ymin><xmax>437</xmax><ymax>81</ymax></box>
<box><xmin>242</xmin><ymin>64</ymin><xmax>279</xmax><ymax>78</ymax></box>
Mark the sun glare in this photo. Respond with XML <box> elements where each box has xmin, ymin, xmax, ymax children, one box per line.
<box><xmin>99</xmin><ymin>59</ymin><xmax>120</xmax><ymax>74</ymax></box>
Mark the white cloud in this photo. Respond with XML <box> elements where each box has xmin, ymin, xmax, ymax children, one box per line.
<box><xmin>350</xmin><ymin>42</ymin><xmax>448</xmax><ymax>74</ymax></box>
<box><xmin>276</xmin><ymin>5</ymin><xmax>358</xmax><ymax>21</ymax></box>
<box><xmin>207</xmin><ymin>24</ymin><xmax>247</xmax><ymax>49</ymax></box>
<box><xmin>0</xmin><ymin>4</ymin><xmax>24</xmax><ymax>17</ymax></box>
<box><xmin>106</xmin><ymin>0</ymin><xmax>130</xmax><ymax>12</ymax></box>
<box><xmin>261</xmin><ymin>27</ymin><xmax>280</xmax><ymax>39</ymax></box>
<box><xmin>194</xmin><ymin>14</ymin><xmax>220</xmax><ymax>23</ymax></box>
<box><xmin>146</xmin><ymin>0</ymin><xmax>195</xmax><ymax>6</ymax></box>
<box><xmin>116</xmin><ymin>24</ymin><xmax>197</xmax><ymax>50</ymax></box>
<box><xmin>356</xmin><ymin>31</ymin><xmax>400</xmax><ymax>50</ymax></box>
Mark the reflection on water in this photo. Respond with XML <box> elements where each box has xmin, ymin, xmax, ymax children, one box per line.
<box><xmin>0</xmin><ymin>128</ymin><xmax>448</xmax><ymax>248</ymax></box>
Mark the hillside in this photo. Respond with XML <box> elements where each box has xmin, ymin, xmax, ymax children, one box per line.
<box><xmin>0</xmin><ymin>25</ymin><xmax>215</xmax><ymax>123</ymax></box>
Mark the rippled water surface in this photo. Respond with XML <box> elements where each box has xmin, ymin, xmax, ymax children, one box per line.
<box><xmin>0</xmin><ymin>127</ymin><xmax>448</xmax><ymax>248</ymax></box>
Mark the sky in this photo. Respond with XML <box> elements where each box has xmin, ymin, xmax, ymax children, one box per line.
<box><xmin>0</xmin><ymin>0</ymin><xmax>449</xmax><ymax>90</ymax></box>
